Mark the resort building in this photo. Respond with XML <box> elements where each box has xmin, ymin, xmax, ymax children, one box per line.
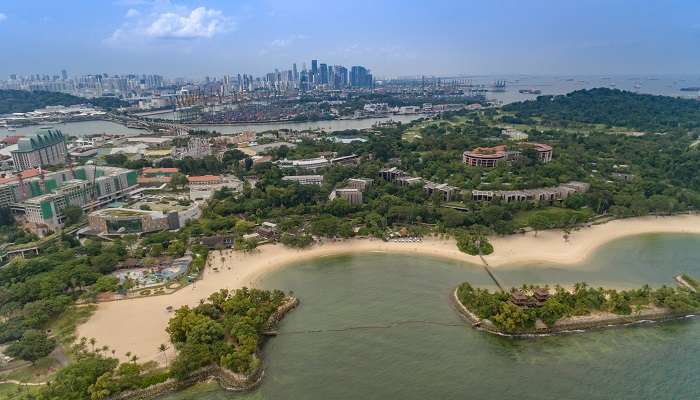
<box><xmin>469</xmin><ymin>181</ymin><xmax>590</xmax><ymax>203</ymax></box>
<box><xmin>1</xmin><ymin>166</ymin><xmax>138</xmax><ymax>232</ymax></box>
<box><xmin>379</xmin><ymin>167</ymin><xmax>407</xmax><ymax>182</ymax></box>
<box><xmin>329</xmin><ymin>188</ymin><xmax>363</xmax><ymax>205</ymax></box>
<box><xmin>462</xmin><ymin>142</ymin><xmax>553</xmax><ymax>168</ymax></box>
<box><xmin>346</xmin><ymin>178</ymin><xmax>374</xmax><ymax>191</ymax></box>
<box><xmin>11</xmin><ymin>129</ymin><xmax>68</xmax><ymax>171</ymax></box>
<box><xmin>188</xmin><ymin>175</ymin><xmax>243</xmax><ymax>201</ymax></box>
<box><xmin>423</xmin><ymin>181</ymin><xmax>460</xmax><ymax>202</ymax></box>
<box><xmin>282</xmin><ymin>175</ymin><xmax>324</xmax><ymax>185</ymax></box>
<box><xmin>462</xmin><ymin>145</ymin><xmax>513</xmax><ymax>168</ymax></box>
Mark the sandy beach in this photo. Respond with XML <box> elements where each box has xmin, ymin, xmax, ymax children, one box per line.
<box><xmin>76</xmin><ymin>214</ymin><xmax>700</xmax><ymax>364</ymax></box>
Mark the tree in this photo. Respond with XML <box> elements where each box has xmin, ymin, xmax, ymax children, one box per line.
<box><xmin>528</xmin><ymin>213</ymin><xmax>550</xmax><ymax>236</ymax></box>
<box><xmin>158</xmin><ymin>343</ymin><xmax>170</xmax><ymax>367</ymax></box>
<box><xmin>149</xmin><ymin>243</ymin><xmax>164</xmax><ymax>257</ymax></box>
<box><xmin>491</xmin><ymin>302</ymin><xmax>533</xmax><ymax>332</ymax></box>
<box><xmin>39</xmin><ymin>353</ymin><xmax>118</xmax><ymax>400</ymax></box>
<box><xmin>169</xmin><ymin>172</ymin><xmax>189</xmax><ymax>189</ymax></box>
<box><xmin>63</xmin><ymin>205</ymin><xmax>84</xmax><ymax>226</ymax></box>
<box><xmin>5</xmin><ymin>329</ymin><xmax>56</xmax><ymax>364</ymax></box>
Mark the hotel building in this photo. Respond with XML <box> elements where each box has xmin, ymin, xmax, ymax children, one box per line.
<box><xmin>11</xmin><ymin>129</ymin><xmax>68</xmax><ymax>171</ymax></box>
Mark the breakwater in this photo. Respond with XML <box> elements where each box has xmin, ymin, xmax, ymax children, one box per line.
<box><xmin>451</xmin><ymin>287</ymin><xmax>694</xmax><ymax>336</ymax></box>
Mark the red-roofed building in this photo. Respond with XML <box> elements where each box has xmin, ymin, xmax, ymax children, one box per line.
<box><xmin>0</xmin><ymin>135</ymin><xmax>24</xmax><ymax>146</ymax></box>
<box><xmin>142</xmin><ymin>167</ymin><xmax>179</xmax><ymax>177</ymax></box>
<box><xmin>463</xmin><ymin>142</ymin><xmax>553</xmax><ymax>168</ymax></box>
<box><xmin>187</xmin><ymin>175</ymin><xmax>222</xmax><ymax>185</ymax></box>
<box><xmin>0</xmin><ymin>168</ymin><xmax>41</xmax><ymax>185</ymax></box>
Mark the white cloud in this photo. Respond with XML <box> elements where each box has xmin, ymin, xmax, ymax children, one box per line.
<box><xmin>107</xmin><ymin>5</ymin><xmax>234</xmax><ymax>45</ymax></box>
<box><xmin>145</xmin><ymin>7</ymin><xmax>231</xmax><ymax>39</ymax></box>
<box><xmin>125</xmin><ymin>8</ymin><xmax>140</xmax><ymax>18</ymax></box>
<box><xmin>269</xmin><ymin>34</ymin><xmax>307</xmax><ymax>48</ymax></box>
<box><xmin>0</xmin><ymin>13</ymin><xmax>7</xmax><ymax>22</ymax></box>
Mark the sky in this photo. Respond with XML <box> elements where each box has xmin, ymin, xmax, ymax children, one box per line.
<box><xmin>0</xmin><ymin>0</ymin><xmax>699</xmax><ymax>79</ymax></box>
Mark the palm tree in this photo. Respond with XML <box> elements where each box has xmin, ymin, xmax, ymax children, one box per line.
<box><xmin>89</xmin><ymin>337</ymin><xmax>97</xmax><ymax>352</ymax></box>
<box><xmin>131</xmin><ymin>355</ymin><xmax>139</xmax><ymax>364</ymax></box>
<box><xmin>111</xmin><ymin>349</ymin><xmax>116</xmax><ymax>357</ymax></box>
<box><xmin>101</xmin><ymin>345</ymin><xmax>109</xmax><ymax>355</ymax></box>
<box><xmin>158</xmin><ymin>344</ymin><xmax>170</xmax><ymax>367</ymax></box>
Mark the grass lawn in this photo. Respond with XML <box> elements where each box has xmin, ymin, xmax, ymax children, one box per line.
<box><xmin>513</xmin><ymin>207</ymin><xmax>595</xmax><ymax>228</ymax></box>
<box><xmin>0</xmin><ymin>383</ymin><xmax>42</xmax><ymax>399</ymax></box>
<box><xmin>49</xmin><ymin>305</ymin><xmax>96</xmax><ymax>349</ymax></box>
<box><xmin>0</xmin><ymin>357</ymin><xmax>59</xmax><ymax>384</ymax></box>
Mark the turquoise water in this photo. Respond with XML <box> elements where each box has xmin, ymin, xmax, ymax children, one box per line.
<box><xmin>161</xmin><ymin>234</ymin><xmax>700</xmax><ymax>400</ymax></box>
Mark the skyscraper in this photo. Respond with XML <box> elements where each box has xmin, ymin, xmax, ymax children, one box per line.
<box><xmin>331</xmin><ymin>65</ymin><xmax>348</xmax><ymax>89</ymax></box>
<box><xmin>311</xmin><ymin>60</ymin><xmax>318</xmax><ymax>84</ymax></box>
<box><xmin>350</xmin><ymin>66</ymin><xmax>373</xmax><ymax>88</ymax></box>
<box><xmin>292</xmin><ymin>63</ymin><xmax>298</xmax><ymax>83</ymax></box>
<box><xmin>61</xmin><ymin>69</ymin><xmax>68</xmax><ymax>80</ymax></box>
<box><xmin>319</xmin><ymin>63</ymin><xmax>328</xmax><ymax>85</ymax></box>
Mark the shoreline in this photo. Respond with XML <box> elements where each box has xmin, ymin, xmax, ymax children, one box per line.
<box><xmin>77</xmin><ymin>214</ymin><xmax>700</xmax><ymax>365</ymax></box>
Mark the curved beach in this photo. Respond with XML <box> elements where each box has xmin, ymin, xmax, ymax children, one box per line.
<box><xmin>76</xmin><ymin>214</ymin><xmax>700</xmax><ymax>365</ymax></box>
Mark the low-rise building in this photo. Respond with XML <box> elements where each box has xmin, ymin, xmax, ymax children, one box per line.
<box><xmin>188</xmin><ymin>175</ymin><xmax>243</xmax><ymax>201</ymax></box>
<box><xmin>282</xmin><ymin>175</ymin><xmax>324</xmax><ymax>185</ymax></box>
<box><xmin>330</xmin><ymin>154</ymin><xmax>360</xmax><ymax>166</ymax></box>
<box><xmin>469</xmin><ymin>181</ymin><xmax>590</xmax><ymax>203</ymax></box>
<box><xmin>277</xmin><ymin>157</ymin><xmax>330</xmax><ymax>171</ymax></box>
<box><xmin>423</xmin><ymin>181</ymin><xmax>460</xmax><ymax>202</ymax></box>
<box><xmin>88</xmin><ymin>201</ymin><xmax>201</xmax><ymax>235</ymax></box>
<box><xmin>463</xmin><ymin>142</ymin><xmax>553</xmax><ymax>168</ymax></box>
<box><xmin>346</xmin><ymin>178</ymin><xmax>374</xmax><ymax>191</ymax></box>
<box><xmin>329</xmin><ymin>188</ymin><xmax>363</xmax><ymax>205</ymax></box>
<box><xmin>138</xmin><ymin>167</ymin><xmax>179</xmax><ymax>185</ymax></box>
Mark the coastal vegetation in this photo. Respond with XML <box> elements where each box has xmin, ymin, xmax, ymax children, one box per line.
<box><xmin>1</xmin><ymin>288</ymin><xmax>291</xmax><ymax>400</ymax></box>
<box><xmin>456</xmin><ymin>280</ymin><xmax>700</xmax><ymax>333</ymax></box>
<box><xmin>166</xmin><ymin>288</ymin><xmax>287</xmax><ymax>379</ymax></box>
<box><xmin>503</xmin><ymin>88</ymin><xmax>700</xmax><ymax>131</ymax></box>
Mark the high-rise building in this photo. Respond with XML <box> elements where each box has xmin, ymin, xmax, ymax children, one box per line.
<box><xmin>11</xmin><ymin>129</ymin><xmax>68</xmax><ymax>171</ymax></box>
<box><xmin>331</xmin><ymin>65</ymin><xmax>348</xmax><ymax>89</ymax></box>
<box><xmin>311</xmin><ymin>60</ymin><xmax>318</xmax><ymax>84</ymax></box>
<box><xmin>350</xmin><ymin>66</ymin><xmax>373</xmax><ymax>88</ymax></box>
<box><xmin>0</xmin><ymin>166</ymin><xmax>138</xmax><ymax>231</ymax></box>
<box><xmin>292</xmin><ymin>63</ymin><xmax>299</xmax><ymax>83</ymax></box>
<box><xmin>61</xmin><ymin>69</ymin><xmax>68</xmax><ymax>80</ymax></box>
<box><xmin>319</xmin><ymin>63</ymin><xmax>328</xmax><ymax>85</ymax></box>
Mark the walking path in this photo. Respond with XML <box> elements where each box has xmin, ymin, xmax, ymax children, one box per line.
<box><xmin>0</xmin><ymin>380</ymin><xmax>46</xmax><ymax>386</ymax></box>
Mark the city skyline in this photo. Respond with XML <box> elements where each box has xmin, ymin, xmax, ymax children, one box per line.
<box><xmin>1</xmin><ymin>1</ymin><xmax>700</xmax><ymax>78</ymax></box>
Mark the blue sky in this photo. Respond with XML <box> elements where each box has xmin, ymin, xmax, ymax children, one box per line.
<box><xmin>0</xmin><ymin>0</ymin><xmax>698</xmax><ymax>78</ymax></box>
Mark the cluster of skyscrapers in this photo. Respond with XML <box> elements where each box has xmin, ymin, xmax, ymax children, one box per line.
<box><xmin>228</xmin><ymin>60</ymin><xmax>373</xmax><ymax>93</ymax></box>
<box><xmin>2</xmin><ymin>61</ymin><xmax>375</xmax><ymax>100</ymax></box>
<box><xmin>0</xmin><ymin>71</ymin><xmax>169</xmax><ymax>98</ymax></box>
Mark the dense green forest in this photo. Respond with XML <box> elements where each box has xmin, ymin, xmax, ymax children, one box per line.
<box><xmin>166</xmin><ymin>288</ymin><xmax>287</xmax><ymax>378</ymax></box>
<box><xmin>457</xmin><ymin>281</ymin><xmax>700</xmax><ymax>333</ymax></box>
<box><xmin>0</xmin><ymin>90</ymin><xmax>126</xmax><ymax>114</ymax></box>
<box><xmin>503</xmin><ymin>88</ymin><xmax>700</xmax><ymax>131</ymax></box>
